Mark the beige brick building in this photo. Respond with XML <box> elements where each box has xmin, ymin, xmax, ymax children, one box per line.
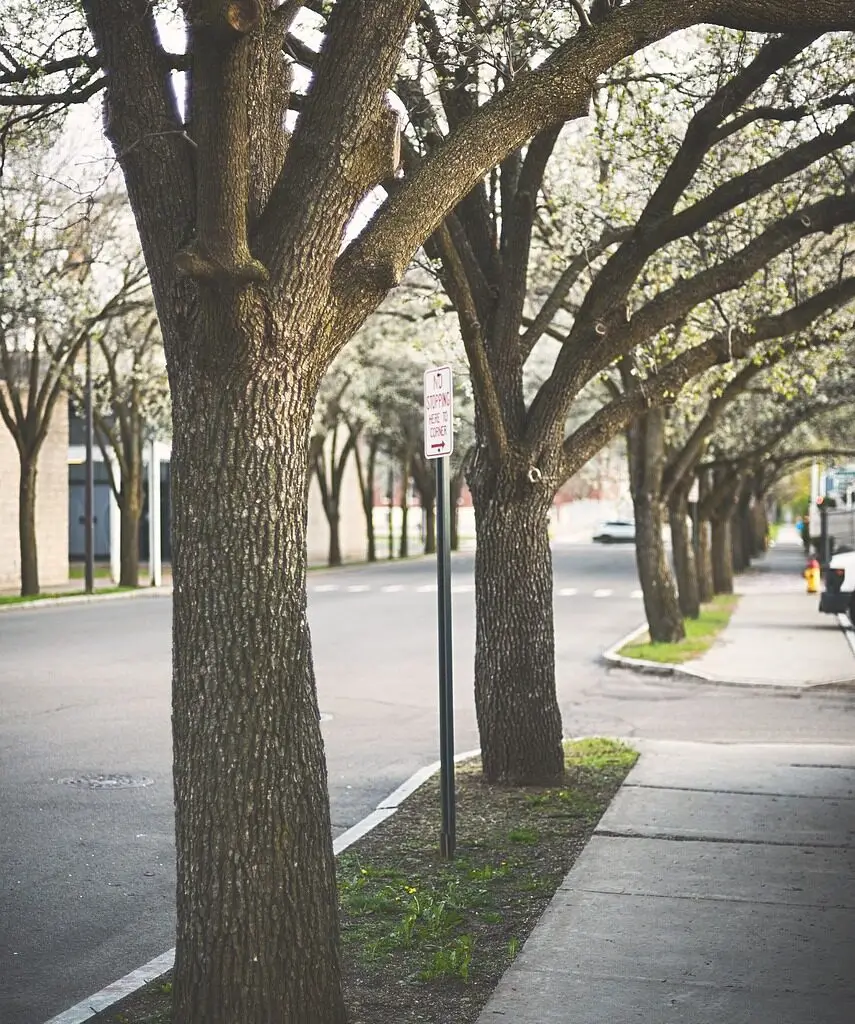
<box><xmin>0</xmin><ymin>391</ymin><xmax>69</xmax><ymax>589</ymax></box>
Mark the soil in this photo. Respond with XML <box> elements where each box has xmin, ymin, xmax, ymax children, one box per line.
<box><xmin>89</xmin><ymin>739</ymin><xmax>636</xmax><ymax>1024</ymax></box>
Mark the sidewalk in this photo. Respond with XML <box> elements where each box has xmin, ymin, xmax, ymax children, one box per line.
<box><xmin>478</xmin><ymin>534</ymin><xmax>855</xmax><ymax>1023</ymax></box>
<box><xmin>477</xmin><ymin>739</ymin><xmax>855</xmax><ymax>1024</ymax></box>
<box><xmin>690</xmin><ymin>532</ymin><xmax>855</xmax><ymax>687</ymax></box>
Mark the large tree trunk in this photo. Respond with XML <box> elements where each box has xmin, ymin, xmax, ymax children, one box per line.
<box><xmin>669</xmin><ymin>490</ymin><xmax>700</xmax><ymax>619</ymax></box>
<box><xmin>711</xmin><ymin>514</ymin><xmax>734</xmax><ymax>594</ymax></box>
<box><xmin>471</xmin><ymin>479</ymin><xmax>564</xmax><ymax>785</ymax></box>
<box><xmin>170</xmin><ymin>331</ymin><xmax>344</xmax><ymax>1024</ymax></box>
<box><xmin>628</xmin><ymin>410</ymin><xmax>684</xmax><ymax>643</ymax></box>
<box><xmin>634</xmin><ymin>488</ymin><xmax>684</xmax><ymax>642</ymax></box>
<box><xmin>19</xmin><ymin>453</ymin><xmax>39</xmax><ymax>597</ymax></box>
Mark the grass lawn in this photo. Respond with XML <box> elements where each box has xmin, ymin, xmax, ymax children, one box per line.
<box><xmin>0</xmin><ymin>587</ymin><xmax>133</xmax><ymax>606</ymax></box>
<box><xmin>619</xmin><ymin>594</ymin><xmax>739</xmax><ymax>664</ymax></box>
<box><xmin>68</xmin><ymin>563</ymin><xmax>114</xmax><ymax>579</ymax></box>
<box><xmin>84</xmin><ymin>738</ymin><xmax>637</xmax><ymax>1024</ymax></box>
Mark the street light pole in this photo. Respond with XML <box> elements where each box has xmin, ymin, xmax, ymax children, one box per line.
<box><xmin>84</xmin><ymin>332</ymin><xmax>95</xmax><ymax>594</ymax></box>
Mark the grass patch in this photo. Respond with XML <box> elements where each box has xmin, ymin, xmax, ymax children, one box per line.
<box><xmin>619</xmin><ymin>594</ymin><xmax>739</xmax><ymax>663</ymax></box>
<box><xmin>0</xmin><ymin>587</ymin><xmax>133</xmax><ymax>606</ymax></box>
<box><xmin>68</xmin><ymin>563</ymin><xmax>113</xmax><ymax>579</ymax></box>
<box><xmin>85</xmin><ymin>738</ymin><xmax>636</xmax><ymax>1024</ymax></box>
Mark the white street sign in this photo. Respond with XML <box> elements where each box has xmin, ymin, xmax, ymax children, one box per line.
<box><xmin>424</xmin><ymin>365</ymin><xmax>454</xmax><ymax>460</ymax></box>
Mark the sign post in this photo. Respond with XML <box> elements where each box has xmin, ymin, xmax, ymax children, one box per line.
<box><xmin>424</xmin><ymin>365</ymin><xmax>455</xmax><ymax>859</ymax></box>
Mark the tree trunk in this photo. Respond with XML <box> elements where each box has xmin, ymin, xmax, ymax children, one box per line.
<box><xmin>669</xmin><ymin>490</ymin><xmax>700</xmax><ymax>619</ymax></box>
<box><xmin>471</xmin><ymin>480</ymin><xmax>564</xmax><ymax>785</ymax></box>
<box><xmin>424</xmin><ymin>499</ymin><xmax>436</xmax><ymax>555</ymax></box>
<box><xmin>697</xmin><ymin>470</ymin><xmax>714</xmax><ymax>602</ymax></box>
<box><xmin>628</xmin><ymin>410</ymin><xmax>684</xmax><ymax>643</ymax></box>
<box><xmin>399</xmin><ymin>463</ymin><xmax>410</xmax><ymax>559</ymax></box>
<box><xmin>119</xmin><ymin>448</ymin><xmax>143</xmax><ymax>587</ymax></box>
<box><xmin>697</xmin><ymin>518</ymin><xmax>714</xmax><ymax>603</ymax></box>
<box><xmin>19</xmin><ymin>454</ymin><xmax>39</xmax><ymax>597</ymax></box>
<box><xmin>711</xmin><ymin>515</ymin><xmax>734</xmax><ymax>594</ymax></box>
<box><xmin>731</xmin><ymin>510</ymin><xmax>746</xmax><ymax>573</ymax></box>
<box><xmin>634</xmin><ymin>487</ymin><xmax>684</xmax><ymax>642</ymax></box>
<box><xmin>450</xmin><ymin>472</ymin><xmax>463</xmax><ymax>551</ymax></box>
<box><xmin>170</xmin><ymin>335</ymin><xmax>344</xmax><ymax>1024</ymax></box>
<box><xmin>120</xmin><ymin>499</ymin><xmax>142</xmax><ymax>587</ymax></box>
<box><xmin>327</xmin><ymin>502</ymin><xmax>342</xmax><ymax>567</ymax></box>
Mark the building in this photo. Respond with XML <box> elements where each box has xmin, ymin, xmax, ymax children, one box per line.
<box><xmin>0</xmin><ymin>387</ymin><xmax>69</xmax><ymax>589</ymax></box>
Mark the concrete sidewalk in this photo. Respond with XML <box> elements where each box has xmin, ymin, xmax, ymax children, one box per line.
<box><xmin>477</xmin><ymin>740</ymin><xmax>855</xmax><ymax>1024</ymax></box>
<box><xmin>690</xmin><ymin>535</ymin><xmax>855</xmax><ymax>687</ymax></box>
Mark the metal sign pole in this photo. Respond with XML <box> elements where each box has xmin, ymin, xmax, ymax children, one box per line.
<box><xmin>84</xmin><ymin>332</ymin><xmax>95</xmax><ymax>595</ymax></box>
<box><xmin>424</xmin><ymin>364</ymin><xmax>456</xmax><ymax>860</ymax></box>
<box><xmin>436</xmin><ymin>453</ymin><xmax>455</xmax><ymax>859</ymax></box>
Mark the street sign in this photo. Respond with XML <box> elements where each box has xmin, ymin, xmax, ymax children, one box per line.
<box><xmin>423</xmin><ymin>364</ymin><xmax>456</xmax><ymax>858</ymax></box>
<box><xmin>424</xmin><ymin>365</ymin><xmax>454</xmax><ymax>460</ymax></box>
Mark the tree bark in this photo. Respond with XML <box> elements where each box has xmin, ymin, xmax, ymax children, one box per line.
<box><xmin>327</xmin><ymin>503</ymin><xmax>342</xmax><ymax>567</ymax></box>
<box><xmin>424</xmin><ymin>499</ymin><xmax>436</xmax><ymax>555</ymax></box>
<box><xmin>628</xmin><ymin>410</ymin><xmax>684</xmax><ymax>643</ymax></box>
<box><xmin>120</xmin><ymin>499</ymin><xmax>142</xmax><ymax>587</ymax></box>
<box><xmin>352</xmin><ymin>434</ymin><xmax>379</xmax><ymax>563</ymax></box>
<box><xmin>119</xmin><ymin>445</ymin><xmax>143</xmax><ymax>587</ymax></box>
<box><xmin>471</xmin><ymin>477</ymin><xmax>564</xmax><ymax>785</ymax></box>
<box><xmin>19</xmin><ymin>454</ymin><xmax>39</xmax><ymax>597</ymax></box>
<box><xmin>450</xmin><ymin>469</ymin><xmax>464</xmax><ymax>551</ymax></box>
<box><xmin>697</xmin><ymin>470</ymin><xmax>715</xmax><ymax>602</ymax></box>
<box><xmin>711</xmin><ymin>514</ymin><xmax>734</xmax><ymax>594</ymax></box>
<box><xmin>669</xmin><ymin>489</ymin><xmax>700</xmax><ymax>619</ymax></box>
<box><xmin>398</xmin><ymin>456</ymin><xmax>410</xmax><ymax>558</ymax></box>
<box><xmin>169</xmin><ymin>324</ymin><xmax>344</xmax><ymax>1024</ymax></box>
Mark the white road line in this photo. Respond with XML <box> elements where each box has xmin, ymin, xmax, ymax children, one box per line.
<box><xmin>630</xmin><ymin>589</ymin><xmax>643</xmax><ymax>599</ymax></box>
<box><xmin>347</xmin><ymin>584</ymin><xmax>370</xmax><ymax>593</ymax></box>
<box><xmin>313</xmin><ymin>584</ymin><xmax>339</xmax><ymax>592</ymax></box>
<box><xmin>558</xmin><ymin>587</ymin><xmax>578</xmax><ymax>596</ymax></box>
<box><xmin>593</xmin><ymin>588</ymin><xmax>613</xmax><ymax>598</ymax></box>
<box><xmin>451</xmin><ymin>584</ymin><xmax>474</xmax><ymax>593</ymax></box>
<box><xmin>417</xmin><ymin>584</ymin><xmax>438</xmax><ymax>592</ymax></box>
<box><xmin>381</xmin><ymin>585</ymin><xmax>404</xmax><ymax>593</ymax></box>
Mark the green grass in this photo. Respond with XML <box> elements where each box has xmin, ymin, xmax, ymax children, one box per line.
<box><xmin>68</xmin><ymin>563</ymin><xmax>113</xmax><ymax>579</ymax></box>
<box><xmin>619</xmin><ymin>594</ymin><xmax>739</xmax><ymax>664</ymax></box>
<box><xmin>0</xmin><ymin>587</ymin><xmax>133</xmax><ymax>606</ymax></box>
<box><xmin>768</xmin><ymin>523</ymin><xmax>781</xmax><ymax>543</ymax></box>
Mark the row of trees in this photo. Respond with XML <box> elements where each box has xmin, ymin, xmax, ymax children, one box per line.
<box><xmin>0</xmin><ymin>138</ymin><xmax>167</xmax><ymax>594</ymax></box>
<box><xmin>4</xmin><ymin>3</ymin><xmax>855</xmax><ymax>1022</ymax></box>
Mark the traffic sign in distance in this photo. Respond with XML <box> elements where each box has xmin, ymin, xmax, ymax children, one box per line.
<box><xmin>424</xmin><ymin>365</ymin><xmax>454</xmax><ymax>460</ymax></box>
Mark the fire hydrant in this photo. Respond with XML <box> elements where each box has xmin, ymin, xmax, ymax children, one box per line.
<box><xmin>804</xmin><ymin>558</ymin><xmax>821</xmax><ymax>594</ymax></box>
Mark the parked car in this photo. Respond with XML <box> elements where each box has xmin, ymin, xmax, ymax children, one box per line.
<box><xmin>819</xmin><ymin>549</ymin><xmax>855</xmax><ymax>623</ymax></box>
<box><xmin>592</xmin><ymin>519</ymin><xmax>636</xmax><ymax>544</ymax></box>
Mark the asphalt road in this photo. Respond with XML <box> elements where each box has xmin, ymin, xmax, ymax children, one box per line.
<box><xmin>1</xmin><ymin>542</ymin><xmax>853</xmax><ymax>1023</ymax></box>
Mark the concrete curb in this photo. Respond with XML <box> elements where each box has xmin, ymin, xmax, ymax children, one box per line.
<box><xmin>602</xmin><ymin>619</ymin><xmax>855</xmax><ymax>692</ymax></box>
<box><xmin>0</xmin><ymin>587</ymin><xmax>173</xmax><ymax>613</ymax></box>
<box><xmin>43</xmin><ymin>746</ymin><xmax>481</xmax><ymax>1024</ymax></box>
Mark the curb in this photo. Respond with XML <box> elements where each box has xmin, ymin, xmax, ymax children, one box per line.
<box><xmin>43</xmin><ymin>747</ymin><xmax>481</xmax><ymax>1024</ymax></box>
<box><xmin>602</xmin><ymin>619</ymin><xmax>855</xmax><ymax>692</ymax></box>
<box><xmin>0</xmin><ymin>587</ymin><xmax>173</xmax><ymax>614</ymax></box>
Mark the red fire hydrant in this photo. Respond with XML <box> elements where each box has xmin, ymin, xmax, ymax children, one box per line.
<box><xmin>804</xmin><ymin>558</ymin><xmax>821</xmax><ymax>594</ymax></box>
